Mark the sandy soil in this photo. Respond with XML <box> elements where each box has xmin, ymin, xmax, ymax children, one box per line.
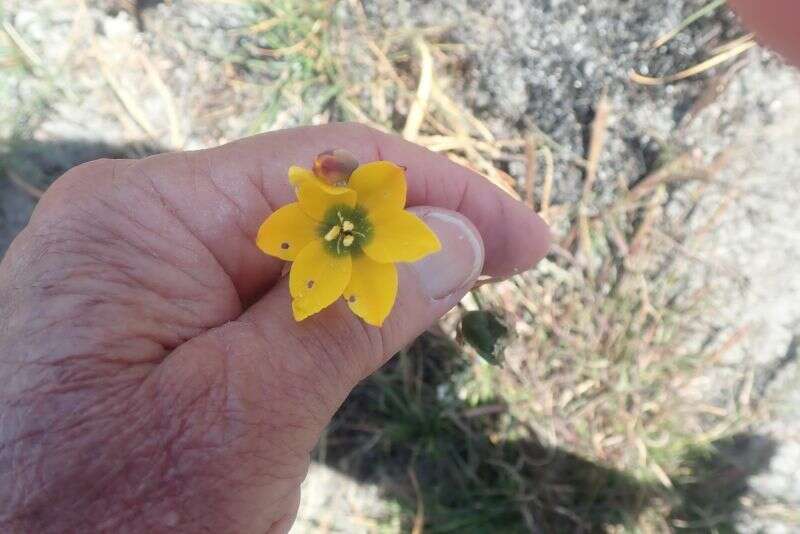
<box><xmin>2</xmin><ymin>1</ymin><xmax>799</xmax><ymax>531</ymax></box>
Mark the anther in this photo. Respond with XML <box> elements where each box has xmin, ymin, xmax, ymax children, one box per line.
<box><xmin>342</xmin><ymin>235</ymin><xmax>355</xmax><ymax>247</ymax></box>
<box><xmin>342</xmin><ymin>220</ymin><xmax>354</xmax><ymax>232</ymax></box>
<box><xmin>324</xmin><ymin>225</ymin><xmax>341</xmax><ymax>241</ymax></box>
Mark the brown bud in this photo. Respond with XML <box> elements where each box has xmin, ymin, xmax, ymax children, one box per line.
<box><xmin>312</xmin><ymin>149</ymin><xmax>359</xmax><ymax>186</ymax></box>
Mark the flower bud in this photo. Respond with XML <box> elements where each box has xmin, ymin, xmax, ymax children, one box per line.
<box><xmin>312</xmin><ymin>149</ymin><xmax>359</xmax><ymax>186</ymax></box>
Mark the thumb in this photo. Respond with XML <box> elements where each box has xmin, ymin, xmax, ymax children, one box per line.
<box><xmin>252</xmin><ymin>206</ymin><xmax>486</xmax><ymax>375</ymax></box>
<box><xmin>159</xmin><ymin>206</ymin><xmax>485</xmax><ymax>452</ymax></box>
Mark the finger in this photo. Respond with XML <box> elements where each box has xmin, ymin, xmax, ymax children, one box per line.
<box><xmin>214</xmin><ymin>123</ymin><xmax>550</xmax><ymax>278</ymax></box>
<box><xmin>729</xmin><ymin>0</ymin><xmax>800</xmax><ymax>66</ymax></box>
<box><xmin>117</xmin><ymin>123</ymin><xmax>549</xmax><ymax>303</ymax></box>
<box><xmin>158</xmin><ymin>207</ymin><xmax>485</xmax><ymax>451</ymax></box>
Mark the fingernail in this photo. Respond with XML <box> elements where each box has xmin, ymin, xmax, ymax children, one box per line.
<box><xmin>409</xmin><ymin>208</ymin><xmax>485</xmax><ymax>300</ymax></box>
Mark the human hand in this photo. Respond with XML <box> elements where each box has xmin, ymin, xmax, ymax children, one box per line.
<box><xmin>729</xmin><ymin>0</ymin><xmax>800</xmax><ymax>66</ymax></box>
<box><xmin>0</xmin><ymin>123</ymin><xmax>549</xmax><ymax>533</ymax></box>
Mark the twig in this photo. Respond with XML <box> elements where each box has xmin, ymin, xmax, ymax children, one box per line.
<box><xmin>7</xmin><ymin>169</ymin><xmax>45</xmax><ymax>199</ymax></box>
<box><xmin>139</xmin><ymin>53</ymin><xmax>184</xmax><ymax>148</ymax></box>
<box><xmin>252</xmin><ymin>37</ymin><xmax>310</xmax><ymax>58</ymax></box>
<box><xmin>96</xmin><ymin>52</ymin><xmax>159</xmax><ymax>139</ymax></box>
<box><xmin>447</xmin><ymin>153</ymin><xmax>520</xmax><ymax>199</ymax></box>
<box><xmin>708</xmin><ymin>324</ymin><xmax>752</xmax><ymax>364</ymax></box>
<box><xmin>711</xmin><ymin>32</ymin><xmax>755</xmax><ymax>55</ymax></box>
<box><xmin>245</xmin><ymin>17</ymin><xmax>282</xmax><ymax>35</ymax></box>
<box><xmin>403</xmin><ymin>37</ymin><xmax>434</xmax><ymax>141</ymax></box>
<box><xmin>680</xmin><ymin>58</ymin><xmax>748</xmax><ymax>128</ymax></box>
<box><xmin>365</xmin><ymin>39</ymin><xmax>414</xmax><ymax>96</ymax></box>
<box><xmin>650</xmin><ymin>460</ymin><xmax>674</xmax><ymax>489</ymax></box>
<box><xmin>524</xmin><ymin>136</ymin><xmax>537</xmax><ymax>209</ymax></box>
<box><xmin>693</xmin><ymin>187</ymin><xmax>741</xmax><ymax>241</ymax></box>
<box><xmin>415</xmin><ymin>135</ymin><xmax>502</xmax><ymax>158</ymax></box>
<box><xmin>626</xmin><ymin>153</ymin><xmax>703</xmax><ymax>203</ymax></box>
<box><xmin>540</xmin><ymin>145</ymin><xmax>554</xmax><ymax>220</ymax></box>
<box><xmin>631</xmin><ymin>39</ymin><xmax>756</xmax><ymax>86</ymax></box>
<box><xmin>526</xmin><ymin>121</ymin><xmax>588</xmax><ymax>167</ymax></box>
<box><xmin>651</xmin><ymin>228</ymin><xmax>743</xmax><ymax>280</ymax></box>
<box><xmin>250</xmin><ymin>18</ymin><xmax>324</xmax><ymax>58</ymax></box>
<box><xmin>578</xmin><ymin>89</ymin><xmax>611</xmax><ymax>263</ymax></box>
<box><xmin>430</xmin><ymin>82</ymin><xmax>495</xmax><ymax>143</ymax></box>
<box><xmin>408</xmin><ymin>467</ymin><xmax>425</xmax><ymax>534</ymax></box>
<box><xmin>338</xmin><ymin>96</ymin><xmax>387</xmax><ymax>130</ymax></box>
<box><xmin>650</xmin><ymin>0</ymin><xmax>726</xmax><ymax>49</ymax></box>
<box><xmin>578</xmin><ymin>210</ymin><xmax>593</xmax><ymax>266</ymax></box>
<box><xmin>604</xmin><ymin>212</ymin><xmax>629</xmax><ymax>256</ymax></box>
<box><xmin>628</xmin><ymin>186</ymin><xmax>664</xmax><ymax>259</ymax></box>
<box><xmin>582</xmin><ymin>88</ymin><xmax>610</xmax><ymax>201</ymax></box>
<box><xmin>1</xmin><ymin>21</ymin><xmax>42</xmax><ymax>68</ymax></box>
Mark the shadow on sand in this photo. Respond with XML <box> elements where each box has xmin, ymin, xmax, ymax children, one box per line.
<box><xmin>319</xmin><ymin>333</ymin><xmax>775</xmax><ymax>533</ymax></box>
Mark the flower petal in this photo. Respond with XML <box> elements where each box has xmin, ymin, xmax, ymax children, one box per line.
<box><xmin>288</xmin><ymin>165</ymin><xmax>317</xmax><ymax>187</ymax></box>
<box><xmin>296</xmin><ymin>169</ymin><xmax>357</xmax><ymax>221</ymax></box>
<box><xmin>363</xmin><ymin>210</ymin><xmax>442</xmax><ymax>263</ymax></box>
<box><xmin>290</xmin><ymin>165</ymin><xmax>355</xmax><ymax>196</ymax></box>
<box><xmin>289</xmin><ymin>240</ymin><xmax>352</xmax><ymax>321</ymax></box>
<box><xmin>256</xmin><ymin>203</ymin><xmax>318</xmax><ymax>261</ymax></box>
<box><xmin>348</xmin><ymin>161</ymin><xmax>407</xmax><ymax>213</ymax></box>
<box><xmin>344</xmin><ymin>255</ymin><xmax>398</xmax><ymax>327</ymax></box>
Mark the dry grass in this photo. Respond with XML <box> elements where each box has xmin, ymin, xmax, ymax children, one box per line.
<box><xmin>304</xmin><ymin>4</ymin><xmax>767</xmax><ymax>532</ymax></box>
<box><xmin>1</xmin><ymin>1</ymin><xmax>779</xmax><ymax>532</ymax></box>
<box><xmin>253</xmin><ymin>3</ymin><xmax>768</xmax><ymax>532</ymax></box>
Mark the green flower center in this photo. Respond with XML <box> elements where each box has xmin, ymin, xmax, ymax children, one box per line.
<box><xmin>319</xmin><ymin>204</ymin><xmax>373</xmax><ymax>256</ymax></box>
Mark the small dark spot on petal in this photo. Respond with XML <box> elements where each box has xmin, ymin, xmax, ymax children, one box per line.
<box><xmin>281</xmin><ymin>242</ymin><xmax>290</xmax><ymax>249</ymax></box>
<box><xmin>307</xmin><ymin>280</ymin><xmax>315</xmax><ymax>289</ymax></box>
<box><xmin>348</xmin><ymin>295</ymin><xmax>357</xmax><ymax>303</ymax></box>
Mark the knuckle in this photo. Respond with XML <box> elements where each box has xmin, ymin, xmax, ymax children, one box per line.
<box><xmin>31</xmin><ymin>159</ymin><xmax>127</xmax><ymax>230</ymax></box>
<box><xmin>42</xmin><ymin>158</ymin><xmax>118</xmax><ymax>201</ymax></box>
<box><xmin>210</xmin><ymin>320</ymin><xmax>334</xmax><ymax>430</ymax></box>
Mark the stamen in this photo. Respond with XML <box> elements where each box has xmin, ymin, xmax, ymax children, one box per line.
<box><xmin>324</xmin><ymin>225</ymin><xmax>341</xmax><ymax>241</ymax></box>
<box><xmin>342</xmin><ymin>220</ymin><xmax>354</xmax><ymax>232</ymax></box>
<box><xmin>342</xmin><ymin>235</ymin><xmax>355</xmax><ymax>247</ymax></box>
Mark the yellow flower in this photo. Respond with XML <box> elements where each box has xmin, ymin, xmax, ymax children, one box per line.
<box><xmin>256</xmin><ymin>161</ymin><xmax>441</xmax><ymax>326</ymax></box>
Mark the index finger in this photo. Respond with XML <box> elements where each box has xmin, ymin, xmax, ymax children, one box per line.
<box><xmin>729</xmin><ymin>0</ymin><xmax>800</xmax><ymax>67</ymax></box>
<box><xmin>210</xmin><ymin>123</ymin><xmax>550</xmax><ymax>277</ymax></box>
<box><xmin>111</xmin><ymin>122</ymin><xmax>549</xmax><ymax>303</ymax></box>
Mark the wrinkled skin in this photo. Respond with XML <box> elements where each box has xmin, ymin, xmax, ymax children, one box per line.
<box><xmin>0</xmin><ymin>124</ymin><xmax>549</xmax><ymax>533</ymax></box>
<box><xmin>1</xmin><ymin>4</ymin><xmax>796</xmax><ymax>530</ymax></box>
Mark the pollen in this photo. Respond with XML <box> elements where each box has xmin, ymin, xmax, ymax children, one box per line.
<box><xmin>342</xmin><ymin>234</ymin><xmax>355</xmax><ymax>247</ymax></box>
<box><xmin>324</xmin><ymin>225</ymin><xmax>341</xmax><ymax>241</ymax></box>
<box><xmin>342</xmin><ymin>220</ymin><xmax>354</xmax><ymax>232</ymax></box>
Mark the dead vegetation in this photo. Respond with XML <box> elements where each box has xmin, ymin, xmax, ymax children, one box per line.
<box><xmin>1</xmin><ymin>0</ymin><xmax>790</xmax><ymax>532</ymax></box>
